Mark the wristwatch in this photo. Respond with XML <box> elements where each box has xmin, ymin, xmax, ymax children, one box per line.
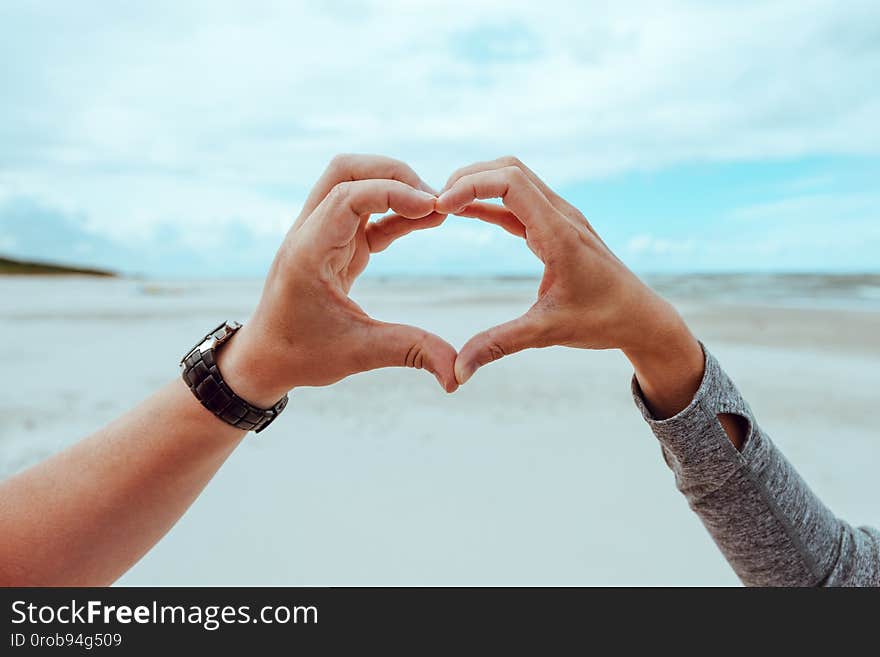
<box><xmin>180</xmin><ymin>321</ymin><xmax>289</xmax><ymax>433</ymax></box>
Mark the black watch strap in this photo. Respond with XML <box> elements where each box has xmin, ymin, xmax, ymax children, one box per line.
<box><xmin>180</xmin><ymin>321</ymin><xmax>288</xmax><ymax>433</ymax></box>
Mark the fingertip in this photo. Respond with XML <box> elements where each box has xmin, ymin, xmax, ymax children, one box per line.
<box><xmin>435</xmin><ymin>191</ymin><xmax>462</xmax><ymax>215</ymax></box>
<box><xmin>407</xmin><ymin>190</ymin><xmax>438</xmax><ymax>219</ymax></box>
<box><xmin>454</xmin><ymin>358</ymin><xmax>477</xmax><ymax>385</ymax></box>
<box><xmin>419</xmin><ymin>333</ymin><xmax>460</xmax><ymax>393</ymax></box>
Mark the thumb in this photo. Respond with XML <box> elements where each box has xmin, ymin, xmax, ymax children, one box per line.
<box><xmin>455</xmin><ymin>313</ymin><xmax>544</xmax><ymax>385</ymax></box>
<box><xmin>363</xmin><ymin>321</ymin><xmax>459</xmax><ymax>393</ymax></box>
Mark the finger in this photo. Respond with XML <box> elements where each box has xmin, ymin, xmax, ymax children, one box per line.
<box><xmin>455</xmin><ymin>201</ymin><xmax>526</xmax><ymax>238</ymax></box>
<box><xmin>316</xmin><ymin>179</ymin><xmax>437</xmax><ymax>247</ymax></box>
<box><xmin>435</xmin><ymin>167</ymin><xmax>562</xmax><ymax>238</ymax></box>
<box><xmin>445</xmin><ymin>155</ymin><xmax>604</xmax><ymax>241</ymax></box>
<box><xmin>362</xmin><ymin>321</ymin><xmax>459</xmax><ymax>393</ymax></box>
<box><xmin>455</xmin><ymin>312</ymin><xmax>545</xmax><ymax>385</ymax></box>
<box><xmin>365</xmin><ymin>211</ymin><xmax>447</xmax><ymax>253</ymax></box>
<box><xmin>444</xmin><ymin>156</ymin><xmax>559</xmax><ymax>205</ymax></box>
<box><xmin>298</xmin><ymin>154</ymin><xmax>433</xmax><ymax>225</ymax></box>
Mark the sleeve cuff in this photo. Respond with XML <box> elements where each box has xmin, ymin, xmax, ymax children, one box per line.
<box><xmin>631</xmin><ymin>343</ymin><xmax>756</xmax><ymax>498</ymax></box>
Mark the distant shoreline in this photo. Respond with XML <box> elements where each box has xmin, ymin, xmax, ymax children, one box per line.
<box><xmin>0</xmin><ymin>256</ymin><xmax>115</xmax><ymax>277</ymax></box>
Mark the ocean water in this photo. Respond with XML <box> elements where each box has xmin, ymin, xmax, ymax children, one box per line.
<box><xmin>3</xmin><ymin>273</ymin><xmax>880</xmax><ymax>321</ymax></box>
<box><xmin>643</xmin><ymin>272</ymin><xmax>880</xmax><ymax>311</ymax></box>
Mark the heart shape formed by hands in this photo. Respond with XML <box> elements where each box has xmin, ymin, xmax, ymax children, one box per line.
<box><xmin>224</xmin><ymin>154</ymin><xmax>689</xmax><ymax>406</ymax></box>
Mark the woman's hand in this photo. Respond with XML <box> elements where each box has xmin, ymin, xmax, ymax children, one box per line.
<box><xmin>437</xmin><ymin>156</ymin><xmax>704</xmax><ymax>418</ymax></box>
<box><xmin>219</xmin><ymin>154</ymin><xmax>459</xmax><ymax>406</ymax></box>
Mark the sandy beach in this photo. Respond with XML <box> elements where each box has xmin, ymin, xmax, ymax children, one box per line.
<box><xmin>1</xmin><ymin>274</ymin><xmax>878</xmax><ymax>585</ymax></box>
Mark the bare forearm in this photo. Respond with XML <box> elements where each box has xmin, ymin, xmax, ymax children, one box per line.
<box><xmin>0</xmin><ymin>379</ymin><xmax>244</xmax><ymax>586</ymax></box>
<box><xmin>0</xmin><ymin>155</ymin><xmax>458</xmax><ymax>587</ymax></box>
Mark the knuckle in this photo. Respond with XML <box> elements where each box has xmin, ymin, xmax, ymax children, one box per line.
<box><xmin>448</xmin><ymin>165</ymin><xmax>468</xmax><ymax>184</ymax></box>
<box><xmin>453</xmin><ymin>171</ymin><xmax>474</xmax><ymax>188</ymax></box>
<box><xmin>390</xmin><ymin>159</ymin><xmax>415</xmax><ymax>181</ymax></box>
<box><xmin>485</xmin><ymin>341</ymin><xmax>507</xmax><ymax>363</ymax></box>
<box><xmin>329</xmin><ymin>153</ymin><xmax>354</xmax><ymax>171</ymax></box>
<box><xmin>335</xmin><ymin>180</ymin><xmax>356</xmax><ymax>196</ymax></box>
<box><xmin>482</xmin><ymin>329</ymin><xmax>508</xmax><ymax>364</ymax></box>
<box><xmin>501</xmin><ymin>165</ymin><xmax>527</xmax><ymax>184</ymax></box>
<box><xmin>403</xmin><ymin>337</ymin><xmax>427</xmax><ymax>369</ymax></box>
<box><xmin>326</xmin><ymin>180</ymin><xmax>355</xmax><ymax>206</ymax></box>
<box><xmin>498</xmin><ymin>155</ymin><xmax>522</xmax><ymax>169</ymax></box>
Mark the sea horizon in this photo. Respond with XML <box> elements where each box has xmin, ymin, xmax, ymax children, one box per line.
<box><xmin>4</xmin><ymin>270</ymin><xmax>880</xmax><ymax>314</ymax></box>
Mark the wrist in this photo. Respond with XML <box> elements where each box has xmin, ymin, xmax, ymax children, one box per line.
<box><xmin>621</xmin><ymin>301</ymin><xmax>704</xmax><ymax>419</ymax></box>
<box><xmin>216</xmin><ymin>323</ymin><xmax>292</xmax><ymax>408</ymax></box>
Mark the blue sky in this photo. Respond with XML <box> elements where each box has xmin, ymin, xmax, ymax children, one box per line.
<box><xmin>1</xmin><ymin>0</ymin><xmax>878</xmax><ymax>277</ymax></box>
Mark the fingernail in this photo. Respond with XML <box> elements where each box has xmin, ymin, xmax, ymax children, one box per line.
<box><xmin>454</xmin><ymin>360</ymin><xmax>477</xmax><ymax>385</ymax></box>
<box><xmin>434</xmin><ymin>193</ymin><xmax>454</xmax><ymax>214</ymax></box>
<box><xmin>433</xmin><ymin>372</ymin><xmax>457</xmax><ymax>394</ymax></box>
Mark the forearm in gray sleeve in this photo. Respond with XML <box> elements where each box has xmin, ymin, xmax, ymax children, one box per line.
<box><xmin>632</xmin><ymin>346</ymin><xmax>880</xmax><ymax>587</ymax></box>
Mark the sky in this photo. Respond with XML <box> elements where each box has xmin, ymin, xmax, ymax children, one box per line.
<box><xmin>1</xmin><ymin>0</ymin><xmax>879</xmax><ymax>277</ymax></box>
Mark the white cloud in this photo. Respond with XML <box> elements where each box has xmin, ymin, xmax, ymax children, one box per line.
<box><xmin>627</xmin><ymin>234</ymin><xmax>697</xmax><ymax>256</ymax></box>
<box><xmin>729</xmin><ymin>193</ymin><xmax>880</xmax><ymax>223</ymax></box>
<box><xmin>623</xmin><ymin>190</ymin><xmax>880</xmax><ymax>272</ymax></box>
<box><xmin>1</xmin><ymin>0</ymin><xmax>879</xmax><ymax>269</ymax></box>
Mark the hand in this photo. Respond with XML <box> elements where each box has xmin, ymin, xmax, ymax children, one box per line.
<box><xmin>219</xmin><ymin>154</ymin><xmax>459</xmax><ymax>406</ymax></box>
<box><xmin>436</xmin><ymin>156</ymin><xmax>704</xmax><ymax>418</ymax></box>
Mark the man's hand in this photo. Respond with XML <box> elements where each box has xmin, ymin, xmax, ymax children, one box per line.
<box><xmin>219</xmin><ymin>154</ymin><xmax>459</xmax><ymax>406</ymax></box>
<box><xmin>437</xmin><ymin>156</ymin><xmax>704</xmax><ymax>418</ymax></box>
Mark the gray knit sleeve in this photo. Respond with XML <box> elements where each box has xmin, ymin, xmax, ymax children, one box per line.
<box><xmin>631</xmin><ymin>346</ymin><xmax>880</xmax><ymax>587</ymax></box>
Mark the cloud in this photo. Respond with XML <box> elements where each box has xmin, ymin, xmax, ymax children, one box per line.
<box><xmin>726</xmin><ymin>192</ymin><xmax>880</xmax><ymax>266</ymax></box>
<box><xmin>0</xmin><ymin>195</ymin><xmax>286</xmax><ymax>277</ymax></box>
<box><xmin>1</xmin><ymin>0</ymin><xmax>879</xmax><ymax>273</ymax></box>
<box><xmin>729</xmin><ymin>192</ymin><xmax>880</xmax><ymax>223</ymax></box>
<box><xmin>622</xmin><ymin>189</ymin><xmax>880</xmax><ymax>272</ymax></box>
<box><xmin>627</xmin><ymin>234</ymin><xmax>697</xmax><ymax>256</ymax></box>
